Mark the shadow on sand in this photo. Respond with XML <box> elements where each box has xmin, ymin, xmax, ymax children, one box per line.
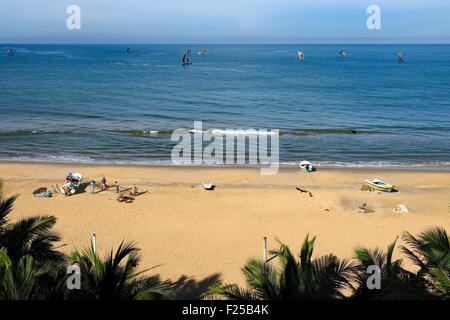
<box><xmin>171</xmin><ymin>273</ymin><xmax>222</xmax><ymax>300</ymax></box>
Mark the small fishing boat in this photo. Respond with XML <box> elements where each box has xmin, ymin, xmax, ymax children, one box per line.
<box><xmin>299</xmin><ymin>161</ymin><xmax>315</xmax><ymax>172</ymax></box>
<box><xmin>60</xmin><ymin>172</ymin><xmax>87</xmax><ymax>195</ymax></box>
<box><xmin>365</xmin><ymin>178</ymin><xmax>395</xmax><ymax>192</ymax></box>
<box><xmin>296</xmin><ymin>51</ymin><xmax>304</xmax><ymax>60</ymax></box>
<box><xmin>202</xmin><ymin>183</ymin><xmax>215</xmax><ymax>191</ymax></box>
<box><xmin>182</xmin><ymin>49</ymin><xmax>192</xmax><ymax>65</ymax></box>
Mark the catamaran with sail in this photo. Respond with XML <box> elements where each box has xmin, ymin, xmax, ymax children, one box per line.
<box><xmin>182</xmin><ymin>49</ymin><xmax>192</xmax><ymax>65</ymax></box>
<box><xmin>296</xmin><ymin>50</ymin><xmax>304</xmax><ymax>60</ymax></box>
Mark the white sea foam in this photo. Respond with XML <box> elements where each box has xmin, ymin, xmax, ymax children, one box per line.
<box><xmin>2</xmin><ymin>156</ymin><xmax>450</xmax><ymax>170</ymax></box>
<box><xmin>188</xmin><ymin>129</ymin><xmax>277</xmax><ymax>136</ymax></box>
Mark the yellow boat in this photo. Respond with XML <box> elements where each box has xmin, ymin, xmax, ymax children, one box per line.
<box><xmin>365</xmin><ymin>178</ymin><xmax>395</xmax><ymax>192</ymax></box>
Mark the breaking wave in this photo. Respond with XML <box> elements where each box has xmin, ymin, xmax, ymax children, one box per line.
<box><xmin>0</xmin><ymin>128</ymin><xmax>387</xmax><ymax>138</ymax></box>
<box><xmin>1</xmin><ymin>155</ymin><xmax>449</xmax><ymax>170</ymax></box>
<box><xmin>119</xmin><ymin>128</ymin><xmax>386</xmax><ymax>137</ymax></box>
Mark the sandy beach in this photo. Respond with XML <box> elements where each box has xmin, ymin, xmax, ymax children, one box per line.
<box><xmin>1</xmin><ymin>161</ymin><xmax>449</xmax><ymax>294</ymax></box>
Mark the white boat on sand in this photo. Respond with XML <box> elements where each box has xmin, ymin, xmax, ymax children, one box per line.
<box><xmin>365</xmin><ymin>178</ymin><xmax>395</xmax><ymax>192</ymax></box>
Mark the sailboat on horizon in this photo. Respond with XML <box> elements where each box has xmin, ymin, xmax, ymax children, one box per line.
<box><xmin>296</xmin><ymin>50</ymin><xmax>304</xmax><ymax>60</ymax></box>
<box><xmin>182</xmin><ymin>49</ymin><xmax>192</xmax><ymax>65</ymax></box>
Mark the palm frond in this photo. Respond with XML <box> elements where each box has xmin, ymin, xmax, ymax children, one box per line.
<box><xmin>420</xmin><ymin>227</ymin><xmax>450</xmax><ymax>268</ymax></box>
<box><xmin>312</xmin><ymin>254</ymin><xmax>358</xmax><ymax>299</ymax></box>
<box><xmin>386</xmin><ymin>237</ymin><xmax>399</xmax><ymax>267</ymax></box>
<box><xmin>69</xmin><ymin>240</ymin><xmax>171</xmax><ymax>300</ymax></box>
<box><xmin>270</xmin><ymin>238</ymin><xmax>300</xmax><ymax>299</ymax></box>
<box><xmin>131</xmin><ymin>275</ymin><xmax>172</xmax><ymax>300</ymax></box>
<box><xmin>299</xmin><ymin>234</ymin><xmax>315</xmax><ymax>269</ymax></box>
<box><xmin>430</xmin><ymin>268</ymin><xmax>450</xmax><ymax>299</ymax></box>
<box><xmin>353</xmin><ymin>246</ymin><xmax>386</xmax><ymax>268</ymax></box>
<box><xmin>241</xmin><ymin>258</ymin><xmax>279</xmax><ymax>299</ymax></box>
<box><xmin>3</xmin><ymin>215</ymin><xmax>59</xmax><ymax>262</ymax></box>
<box><xmin>0</xmin><ymin>252</ymin><xmax>36</xmax><ymax>300</ymax></box>
<box><xmin>0</xmin><ymin>180</ymin><xmax>18</xmax><ymax>230</ymax></box>
<box><xmin>401</xmin><ymin>227</ymin><xmax>450</xmax><ymax>272</ymax></box>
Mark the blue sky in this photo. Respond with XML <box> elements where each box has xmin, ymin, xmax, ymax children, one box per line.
<box><xmin>1</xmin><ymin>0</ymin><xmax>450</xmax><ymax>43</ymax></box>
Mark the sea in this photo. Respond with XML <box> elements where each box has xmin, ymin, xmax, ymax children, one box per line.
<box><xmin>0</xmin><ymin>44</ymin><xmax>449</xmax><ymax>169</ymax></box>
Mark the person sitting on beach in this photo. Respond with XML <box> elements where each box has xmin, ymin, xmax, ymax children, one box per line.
<box><xmin>101</xmin><ymin>177</ymin><xmax>107</xmax><ymax>190</ymax></box>
<box><xmin>131</xmin><ymin>184</ymin><xmax>138</xmax><ymax>196</ymax></box>
<box><xmin>65</xmin><ymin>172</ymin><xmax>73</xmax><ymax>184</ymax></box>
<box><xmin>63</xmin><ymin>185</ymin><xmax>71</xmax><ymax>196</ymax></box>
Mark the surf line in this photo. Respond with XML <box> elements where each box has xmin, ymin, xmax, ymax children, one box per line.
<box><xmin>171</xmin><ymin>121</ymin><xmax>280</xmax><ymax>175</ymax></box>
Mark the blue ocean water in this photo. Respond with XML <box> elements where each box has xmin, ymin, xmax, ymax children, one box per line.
<box><xmin>0</xmin><ymin>44</ymin><xmax>449</xmax><ymax>168</ymax></box>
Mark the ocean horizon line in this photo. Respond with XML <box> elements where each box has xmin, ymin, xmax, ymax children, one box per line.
<box><xmin>2</xmin><ymin>41</ymin><xmax>450</xmax><ymax>46</ymax></box>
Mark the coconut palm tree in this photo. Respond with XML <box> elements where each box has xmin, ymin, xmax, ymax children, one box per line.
<box><xmin>210</xmin><ymin>235</ymin><xmax>357</xmax><ymax>300</ymax></box>
<box><xmin>69</xmin><ymin>240</ymin><xmax>171</xmax><ymax>300</ymax></box>
<box><xmin>0</xmin><ymin>181</ymin><xmax>68</xmax><ymax>300</ymax></box>
<box><xmin>0</xmin><ymin>181</ymin><xmax>65</xmax><ymax>268</ymax></box>
<box><xmin>401</xmin><ymin>227</ymin><xmax>450</xmax><ymax>299</ymax></box>
<box><xmin>352</xmin><ymin>237</ymin><xmax>431</xmax><ymax>299</ymax></box>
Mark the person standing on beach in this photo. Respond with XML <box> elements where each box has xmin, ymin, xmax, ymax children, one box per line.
<box><xmin>101</xmin><ymin>177</ymin><xmax>107</xmax><ymax>190</ymax></box>
<box><xmin>115</xmin><ymin>181</ymin><xmax>120</xmax><ymax>193</ymax></box>
<box><xmin>90</xmin><ymin>180</ymin><xmax>95</xmax><ymax>194</ymax></box>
